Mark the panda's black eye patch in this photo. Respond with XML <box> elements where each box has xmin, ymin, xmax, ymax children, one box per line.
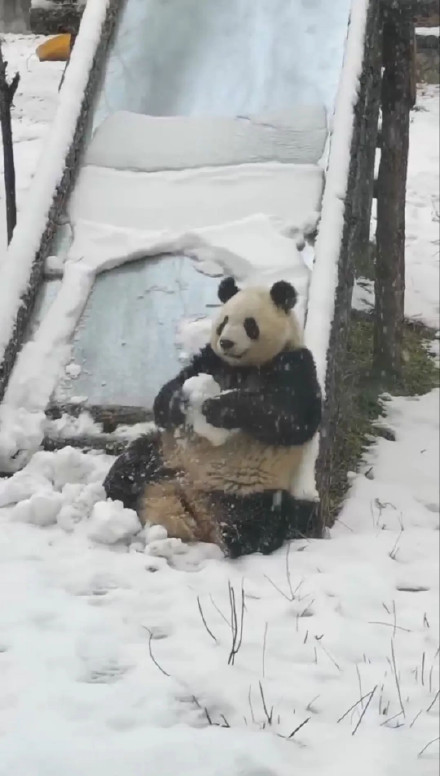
<box><xmin>217</xmin><ymin>316</ymin><xmax>228</xmax><ymax>336</ymax></box>
<box><xmin>244</xmin><ymin>317</ymin><xmax>260</xmax><ymax>340</ymax></box>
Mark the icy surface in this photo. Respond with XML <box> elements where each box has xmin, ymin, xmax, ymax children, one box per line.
<box><xmin>182</xmin><ymin>374</ymin><xmax>237</xmax><ymax>446</ymax></box>
<box><xmin>93</xmin><ymin>0</ymin><xmax>351</xmax><ymax>126</ymax></box>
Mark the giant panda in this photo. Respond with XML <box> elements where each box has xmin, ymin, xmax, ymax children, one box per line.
<box><xmin>103</xmin><ymin>277</ymin><xmax>322</xmax><ymax>558</ymax></box>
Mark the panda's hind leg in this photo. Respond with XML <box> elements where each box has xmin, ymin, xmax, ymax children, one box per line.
<box><xmin>209</xmin><ymin>491</ymin><xmax>288</xmax><ymax>559</ymax></box>
<box><xmin>141</xmin><ymin>481</ymin><xmax>219</xmax><ymax>544</ymax></box>
<box><xmin>140</xmin><ymin>480</ymin><xmax>198</xmax><ymax>539</ymax></box>
<box><xmin>104</xmin><ymin>431</ymin><xmax>173</xmax><ymax>511</ymax></box>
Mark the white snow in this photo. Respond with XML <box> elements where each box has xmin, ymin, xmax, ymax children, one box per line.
<box><xmin>416</xmin><ymin>26</ymin><xmax>439</xmax><ymax>37</ymax></box>
<box><xmin>86</xmin><ymin>108</ymin><xmax>329</xmax><ymax>171</ymax></box>
<box><xmin>182</xmin><ymin>373</ymin><xmax>237</xmax><ymax>446</ymax></box>
<box><xmin>0</xmin><ymin>0</ymin><xmax>110</xmax><ymax>364</ymax></box>
<box><xmin>403</xmin><ymin>86</ymin><xmax>439</xmax><ymax>329</ymax></box>
<box><xmin>69</xmin><ymin>162</ymin><xmax>324</xmax><ymax>234</ymax></box>
<box><xmin>0</xmin><ymin>34</ymin><xmax>64</xmax><ymax>252</ymax></box>
<box><xmin>87</xmin><ymin>500</ymin><xmax>141</xmax><ymax>545</ymax></box>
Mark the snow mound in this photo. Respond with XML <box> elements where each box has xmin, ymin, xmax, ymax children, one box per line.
<box><xmin>86</xmin><ymin>108</ymin><xmax>328</xmax><ymax>172</ymax></box>
<box><xmin>182</xmin><ymin>374</ymin><xmax>237</xmax><ymax>446</ymax></box>
<box><xmin>88</xmin><ymin>500</ymin><xmax>141</xmax><ymax>545</ymax></box>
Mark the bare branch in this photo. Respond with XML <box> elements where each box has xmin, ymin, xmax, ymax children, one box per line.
<box><xmin>287</xmin><ymin>716</ymin><xmax>311</xmax><ymax>739</ymax></box>
<box><xmin>352</xmin><ymin>686</ymin><xmax>378</xmax><ymax>735</ymax></box>
<box><xmin>391</xmin><ymin>640</ymin><xmax>405</xmax><ymax>718</ymax></box>
<box><xmin>143</xmin><ymin>627</ymin><xmax>170</xmax><ymax>677</ymax></box>
<box><xmin>197</xmin><ymin>597</ymin><xmax>218</xmax><ymax>643</ymax></box>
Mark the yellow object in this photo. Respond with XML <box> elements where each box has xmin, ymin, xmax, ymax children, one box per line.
<box><xmin>36</xmin><ymin>34</ymin><xmax>72</xmax><ymax>62</ymax></box>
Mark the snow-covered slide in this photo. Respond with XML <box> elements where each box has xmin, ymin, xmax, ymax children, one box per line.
<box><xmin>0</xmin><ymin>0</ymin><xmax>374</xmax><ymax>523</ymax></box>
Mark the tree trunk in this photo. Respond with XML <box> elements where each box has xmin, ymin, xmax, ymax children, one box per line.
<box><xmin>373</xmin><ymin>12</ymin><xmax>412</xmax><ymax>379</ymax></box>
<box><xmin>0</xmin><ymin>44</ymin><xmax>20</xmax><ymax>244</ymax></box>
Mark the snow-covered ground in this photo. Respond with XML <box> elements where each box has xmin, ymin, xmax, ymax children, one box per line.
<box><xmin>0</xmin><ymin>37</ymin><xmax>439</xmax><ymax>776</ymax></box>
<box><xmin>0</xmin><ymin>34</ymin><xmax>64</xmax><ymax>252</ymax></box>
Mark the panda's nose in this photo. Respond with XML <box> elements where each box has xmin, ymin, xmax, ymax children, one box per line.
<box><xmin>220</xmin><ymin>338</ymin><xmax>234</xmax><ymax>351</ymax></box>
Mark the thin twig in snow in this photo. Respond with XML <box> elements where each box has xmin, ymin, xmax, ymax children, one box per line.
<box><xmin>337</xmin><ymin>689</ymin><xmax>377</xmax><ymax>724</ymax></box>
<box><xmin>227</xmin><ymin>579</ymin><xmax>245</xmax><ymax>665</ymax></box>
<box><xmin>426</xmin><ymin>690</ymin><xmax>439</xmax><ymax>713</ymax></box>
<box><xmin>421</xmin><ymin>651</ymin><xmax>426</xmax><ymax>686</ymax></box>
<box><xmin>380</xmin><ymin>710</ymin><xmax>404</xmax><ymax>727</ymax></box>
<box><xmin>287</xmin><ymin>716</ymin><xmax>311</xmax><ymax>739</ymax></box>
<box><xmin>316</xmin><ymin>639</ymin><xmax>341</xmax><ymax>672</ymax></box>
<box><xmin>392</xmin><ymin>600</ymin><xmax>397</xmax><ymax>638</ymax></box>
<box><xmin>369</xmin><ymin>621</ymin><xmax>411</xmax><ymax>633</ymax></box>
<box><xmin>417</xmin><ymin>737</ymin><xmax>439</xmax><ymax>758</ymax></box>
<box><xmin>197</xmin><ymin>597</ymin><xmax>217</xmax><ymax>643</ymax></box>
<box><xmin>409</xmin><ymin>709</ymin><xmax>423</xmax><ymax>728</ymax></box>
<box><xmin>262</xmin><ymin>622</ymin><xmax>268</xmax><ymax>678</ymax></box>
<box><xmin>144</xmin><ymin>627</ymin><xmax>170</xmax><ymax>677</ymax></box>
<box><xmin>248</xmin><ymin>686</ymin><xmax>256</xmax><ymax>724</ymax></box>
<box><xmin>209</xmin><ymin>594</ymin><xmax>230</xmax><ymax>626</ymax></box>
<box><xmin>352</xmin><ymin>686</ymin><xmax>378</xmax><ymax>736</ymax></box>
<box><xmin>391</xmin><ymin>640</ymin><xmax>405</xmax><ymax>718</ymax></box>
<box><xmin>356</xmin><ymin>665</ymin><xmax>364</xmax><ymax>710</ymax></box>
<box><xmin>258</xmin><ymin>681</ymin><xmax>273</xmax><ymax>726</ymax></box>
<box><xmin>389</xmin><ymin>529</ymin><xmax>404</xmax><ymax>560</ymax></box>
<box><xmin>306</xmin><ymin>695</ymin><xmax>320</xmax><ymax>713</ymax></box>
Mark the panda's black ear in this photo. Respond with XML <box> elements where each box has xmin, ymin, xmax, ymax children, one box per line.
<box><xmin>218</xmin><ymin>276</ymin><xmax>239</xmax><ymax>303</ymax></box>
<box><xmin>270</xmin><ymin>281</ymin><xmax>297</xmax><ymax>312</ymax></box>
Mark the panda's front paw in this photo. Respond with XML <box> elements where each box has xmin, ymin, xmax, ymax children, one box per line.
<box><xmin>168</xmin><ymin>389</ymin><xmax>188</xmax><ymax>427</ymax></box>
<box><xmin>202</xmin><ymin>396</ymin><xmax>239</xmax><ymax>430</ymax></box>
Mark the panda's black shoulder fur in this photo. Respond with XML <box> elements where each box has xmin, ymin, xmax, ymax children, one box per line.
<box><xmin>154</xmin><ymin>343</ymin><xmax>322</xmax><ymax>447</ymax></box>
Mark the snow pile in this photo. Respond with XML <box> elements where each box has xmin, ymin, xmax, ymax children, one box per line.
<box><xmin>86</xmin><ymin>108</ymin><xmax>328</xmax><ymax>171</ymax></box>
<box><xmin>87</xmin><ymin>500</ymin><xmax>140</xmax><ymax>545</ymax></box>
<box><xmin>182</xmin><ymin>374</ymin><xmax>237</xmax><ymax>446</ymax></box>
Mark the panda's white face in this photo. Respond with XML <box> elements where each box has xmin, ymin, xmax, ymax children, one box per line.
<box><xmin>211</xmin><ymin>282</ymin><xmax>303</xmax><ymax>367</ymax></box>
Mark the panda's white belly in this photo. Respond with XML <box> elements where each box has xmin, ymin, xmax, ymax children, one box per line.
<box><xmin>161</xmin><ymin>431</ymin><xmax>303</xmax><ymax>495</ymax></box>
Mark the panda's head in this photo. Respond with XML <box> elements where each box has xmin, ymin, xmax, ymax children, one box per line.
<box><xmin>211</xmin><ymin>277</ymin><xmax>303</xmax><ymax>367</ymax></box>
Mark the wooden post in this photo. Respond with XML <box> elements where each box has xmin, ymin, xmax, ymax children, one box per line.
<box><xmin>373</xmin><ymin>8</ymin><xmax>412</xmax><ymax>379</ymax></box>
<box><xmin>0</xmin><ymin>42</ymin><xmax>20</xmax><ymax>244</ymax></box>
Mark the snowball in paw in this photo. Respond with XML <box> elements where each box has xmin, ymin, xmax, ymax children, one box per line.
<box><xmin>182</xmin><ymin>374</ymin><xmax>235</xmax><ymax>446</ymax></box>
<box><xmin>88</xmin><ymin>500</ymin><xmax>140</xmax><ymax>545</ymax></box>
<box><xmin>12</xmin><ymin>491</ymin><xmax>63</xmax><ymax>527</ymax></box>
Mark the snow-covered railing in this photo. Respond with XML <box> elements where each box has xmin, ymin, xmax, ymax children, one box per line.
<box><xmin>303</xmin><ymin>0</ymin><xmax>383</xmax><ymax>525</ymax></box>
<box><xmin>0</xmin><ymin>0</ymin><xmax>120</xmax><ymax>402</ymax></box>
